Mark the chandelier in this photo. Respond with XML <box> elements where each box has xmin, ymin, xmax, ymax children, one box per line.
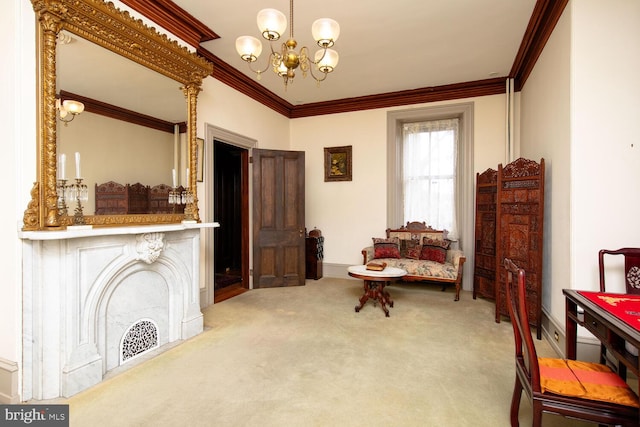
<box><xmin>235</xmin><ymin>0</ymin><xmax>340</xmax><ymax>89</ymax></box>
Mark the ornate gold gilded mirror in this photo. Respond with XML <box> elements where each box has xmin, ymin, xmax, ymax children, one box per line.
<box><xmin>24</xmin><ymin>0</ymin><xmax>212</xmax><ymax>230</ymax></box>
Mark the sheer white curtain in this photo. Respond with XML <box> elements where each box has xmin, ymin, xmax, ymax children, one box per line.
<box><xmin>402</xmin><ymin>118</ymin><xmax>459</xmax><ymax>239</ymax></box>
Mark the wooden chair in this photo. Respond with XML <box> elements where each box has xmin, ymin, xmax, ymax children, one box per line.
<box><xmin>599</xmin><ymin>248</ymin><xmax>640</xmax><ymax>294</ymax></box>
<box><xmin>597</xmin><ymin>248</ymin><xmax>640</xmax><ymax>378</ymax></box>
<box><xmin>504</xmin><ymin>257</ymin><xmax>639</xmax><ymax>426</ymax></box>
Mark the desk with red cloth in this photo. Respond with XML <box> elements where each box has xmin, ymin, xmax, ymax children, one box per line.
<box><xmin>564</xmin><ymin>289</ymin><xmax>640</xmax><ymax>422</ymax></box>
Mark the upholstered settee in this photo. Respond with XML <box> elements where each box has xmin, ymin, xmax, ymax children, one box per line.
<box><xmin>361</xmin><ymin>222</ymin><xmax>466</xmax><ymax>301</ymax></box>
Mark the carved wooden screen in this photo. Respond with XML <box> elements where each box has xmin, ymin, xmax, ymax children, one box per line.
<box><xmin>473</xmin><ymin>168</ymin><xmax>497</xmax><ymax>301</ymax></box>
<box><xmin>127</xmin><ymin>183</ymin><xmax>150</xmax><ymax>214</ymax></box>
<box><xmin>95</xmin><ymin>181</ymin><xmax>128</xmax><ymax>215</ymax></box>
<box><xmin>149</xmin><ymin>184</ymin><xmax>172</xmax><ymax>214</ymax></box>
<box><xmin>495</xmin><ymin>158</ymin><xmax>545</xmax><ymax>339</ymax></box>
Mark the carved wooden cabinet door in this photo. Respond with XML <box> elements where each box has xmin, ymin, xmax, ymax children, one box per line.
<box><xmin>473</xmin><ymin>168</ymin><xmax>498</xmax><ymax>300</ymax></box>
<box><xmin>495</xmin><ymin>158</ymin><xmax>545</xmax><ymax>339</ymax></box>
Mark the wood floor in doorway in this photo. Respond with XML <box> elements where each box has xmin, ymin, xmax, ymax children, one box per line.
<box><xmin>214</xmin><ymin>284</ymin><xmax>248</xmax><ymax>303</ymax></box>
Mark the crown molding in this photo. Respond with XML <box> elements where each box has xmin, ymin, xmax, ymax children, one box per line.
<box><xmin>510</xmin><ymin>0</ymin><xmax>569</xmax><ymax>91</ymax></box>
<box><xmin>59</xmin><ymin>90</ymin><xmax>186</xmax><ymax>134</ymax></box>
<box><xmin>290</xmin><ymin>78</ymin><xmax>507</xmax><ymax>118</ymax></box>
<box><xmin>197</xmin><ymin>49</ymin><xmax>294</xmax><ymax>117</ymax></box>
<box><xmin>119</xmin><ymin>0</ymin><xmax>218</xmax><ymax>47</ymax></box>
<box><xmin>123</xmin><ymin>0</ymin><xmax>569</xmax><ymax>118</ymax></box>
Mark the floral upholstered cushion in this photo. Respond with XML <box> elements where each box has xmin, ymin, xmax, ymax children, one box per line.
<box><xmin>372</xmin><ymin>237</ymin><xmax>401</xmax><ymax>259</ymax></box>
<box><xmin>400</xmin><ymin>239</ymin><xmax>421</xmax><ymax>258</ymax></box>
<box><xmin>422</xmin><ymin>237</ymin><xmax>451</xmax><ymax>249</ymax></box>
<box><xmin>420</xmin><ymin>238</ymin><xmax>451</xmax><ymax>264</ymax></box>
<box><xmin>406</xmin><ymin>246</ymin><xmax>421</xmax><ymax>260</ymax></box>
<box><xmin>368</xmin><ymin>257</ymin><xmax>460</xmax><ymax>280</ymax></box>
<box><xmin>420</xmin><ymin>245</ymin><xmax>447</xmax><ymax>263</ymax></box>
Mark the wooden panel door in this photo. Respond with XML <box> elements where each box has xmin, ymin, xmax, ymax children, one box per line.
<box><xmin>495</xmin><ymin>158</ymin><xmax>545</xmax><ymax>339</ymax></box>
<box><xmin>252</xmin><ymin>149</ymin><xmax>306</xmax><ymax>288</ymax></box>
<box><xmin>473</xmin><ymin>168</ymin><xmax>497</xmax><ymax>300</ymax></box>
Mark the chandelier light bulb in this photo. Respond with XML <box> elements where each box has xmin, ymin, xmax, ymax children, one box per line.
<box><xmin>315</xmin><ymin>48</ymin><xmax>339</xmax><ymax>73</ymax></box>
<box><xmin>312</xmin><ymin>18</ymin><xmax>340</xmax><ymax>47</ymax></box>
<box><xmin>257</xmin><ymin>8</ymin><xmax>287</xmax><ymax>41</ymax></box>
<box><xmin>236</xmin><ymin>36</ymin><xmax>262</xmax><ymax>62</ymax></box>
<box><xmin>56</xmin><ymin>98</ymin><xmax>84</xmax><ymax>124</ymax></box>
<box><xmin>62</xmin><ymin>100</ymin><xmax>84</xmax><ymax>114</ymax></box>
<box><xmin>275</xmin><ymin>60</ymin><xmax>288</xmax><ymax>77</ymax></box>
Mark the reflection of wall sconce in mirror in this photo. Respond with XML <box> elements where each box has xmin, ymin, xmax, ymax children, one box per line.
<box><xmin>56</xmin><ymin>98</ymin><xmax>85</xmax><ymax>126</ymax></box>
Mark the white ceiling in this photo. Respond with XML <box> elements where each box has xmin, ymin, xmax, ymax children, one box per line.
<box><xmin>175</xmin><ymin>0</ymin><xmax>537</xmax><ymax>105</ymax></box>
<box><xmin>57</xmin><ymin>0</ymin><xmax>538</xmax><ymax>121</ymax></box>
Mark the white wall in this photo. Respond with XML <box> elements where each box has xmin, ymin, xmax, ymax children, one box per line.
<box><xmin>291</xmin><ymin>94</ymin><xmax>507</xmax><ymax>277</ymax></box>
<box><xmin>520</xmin><ymin>0</ymin><xmax>640</xmax><ymax>329</ymax></box>
<box><xmin>198</xmin><ymin>80</ymin><xmax>291</xmax><ymax>151</ymax></box>
<box><xmin>519</xmin><ymin>4</ymin><xmax>572</xmax><ymax>324</ymax></box>
<box><xmin>1</xmin><ymin>0</ymin><xmax>36</xmax><ymax>397</ymax></box>
<box><xmin>291</xmin><ymin>108</ymin><xmax>387</xmax><ymax>267</ymax></box>
<box><xmin>570</xmin><ymin>0</ymin><xmax>640</xmax><ymax>296</ymax></box>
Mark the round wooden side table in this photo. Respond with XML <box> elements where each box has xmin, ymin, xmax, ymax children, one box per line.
<box><xmin>348</xmin><ymin>265</ymin><xmax>407</xmax><ymax>317</ymax></box>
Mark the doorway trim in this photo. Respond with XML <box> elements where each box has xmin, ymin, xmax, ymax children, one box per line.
<box><xmin>202</xmin><ymin>124</ymin><xmax>256</xmax><ymax>307</ymax></box>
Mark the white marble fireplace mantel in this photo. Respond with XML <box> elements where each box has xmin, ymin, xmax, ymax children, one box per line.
<box><xmin>20</xmin><ymin>222</ymin><xmax>219</xmax><ymax>400</ymax></box>
<box><xmin>19</xmin><ymin>221</ymin><xmax>218</xmax><ymax>241</ymax></box>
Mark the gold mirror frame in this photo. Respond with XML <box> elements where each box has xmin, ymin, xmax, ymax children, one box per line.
<box><xmin>23</xmin><ymin>0</ymin><xmax>213</xmax><ymax>230</ymax></box>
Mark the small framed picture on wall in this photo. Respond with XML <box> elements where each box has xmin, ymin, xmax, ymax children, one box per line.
<box><xmin>324</xmin><ymin>145</ymin><xmax>352</xmax><ymax>182</ymax></box>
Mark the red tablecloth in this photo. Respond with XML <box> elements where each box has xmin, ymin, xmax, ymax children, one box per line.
<box><xmin>578</xmin><ymin>291</ymin><xmax>640</xmax><ymax>333</ymax></box>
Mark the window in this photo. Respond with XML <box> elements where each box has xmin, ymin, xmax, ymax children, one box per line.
<box><xmin>387</xmin><ymin>103</ymin><xmax>473</xmax><ymax>251</ymax></box>
<box><xmin>402</xmin><ymin>118</ymin><xmax>458</xmax><ymax>238</ymax></box>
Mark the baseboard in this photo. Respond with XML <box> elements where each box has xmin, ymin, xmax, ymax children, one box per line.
<box><xmin>0</xmin><ymin>358</ymin><xmax>20</xmax><ymax>404</ymax></box>
<box><xmin>541</xmin><ymin>309</ymin><xmax>565</xmax><ymax>357</ymax></box>
<box><xmin>322</xmin><ymin>263</ymin><xmax>353</xmax><ymax>280</ymax></box>
<box><xmin>200</xmin><ymin>287</ymin><xmax>209</xmax><ymax>309</ymax></box>
<box><xmin>541</xmin><ymin>308</ymin><xmax>601</xmax><ymax>362</ymax></box>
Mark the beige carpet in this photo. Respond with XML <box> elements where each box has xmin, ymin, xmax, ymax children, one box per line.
<box><xmin>55</xmin><ymin>278</ymin><xmax>594</xmax><ymax>426</ymax></box>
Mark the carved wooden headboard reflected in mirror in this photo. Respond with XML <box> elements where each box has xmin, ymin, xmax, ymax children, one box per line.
<box><xmin>23</xmin><ymin>0</ymin><xmax>213</xmax><ymax>230</ymax></box>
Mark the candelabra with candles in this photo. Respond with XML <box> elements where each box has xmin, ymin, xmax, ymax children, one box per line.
<box><xmin>67</xmin><ymin>178</ymin><xmax>89</xmax><ymax>225</ymax></box>
<box><xmin>56</xmin><ymin>178</ymin><xmax>69</xmax><ymax>217</ymax></box>
<box><xmin>168</xmin><ymin>186</ymin><xmax>195</xmax><ymax>221</ymax></box>
<box><xmin>168</xmin><ymin>187</ymin><xmax>182</xmax><ymax>214</ymax></box>
<box><xmin>181</xmin><ymin>187</ymin><xmax>195</xmax><ymax>222</ymax></box>
<box><xmin>169</xmin><ymin>168</ymin><xmax>195</xmax><ymax>222</ymax></box>
<box><xmin>57</xmin><ymin>152</ymin><xmax>89</xmax><ymax>226</ymax></box>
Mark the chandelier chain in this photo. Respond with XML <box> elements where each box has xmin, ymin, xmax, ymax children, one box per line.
<box><xmin>289</xmin><ymin>0</ymin><xmax>294</xmax><ymax>39</ymax></box>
